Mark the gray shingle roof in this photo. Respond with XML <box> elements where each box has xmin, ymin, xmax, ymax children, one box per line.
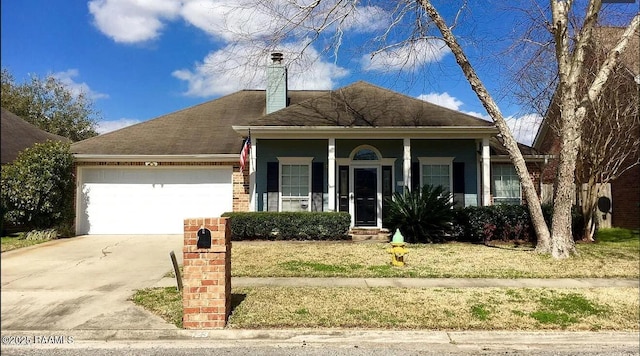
<box><xmin>71</xmin><ymin>81</ymin><xmax>494</xmax><ymax>156</ymax></box>
<box><xmin>252</xmin><ymin>81</ymin><xmax>494</xmax><ymax>127</ymax></box>
<box><xmin>1</xmin><ymin>108</ymin><xmax>70</xmax><ymax>164</ymax></box>
<box><xmin>489</xmin><ymin>137</ymin><xmax>541</xmax><ymax>157</ymax></box>
<box><xmin>71</xmin><ymin>90</ymin><xmax>326</xmax><ymax>155</ymax></box>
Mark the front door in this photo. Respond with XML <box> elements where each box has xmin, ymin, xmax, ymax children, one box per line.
<box><xmin>354</xmin><ymin>168</ymin><xmax>377</xmax><ymax>226</ymax></box>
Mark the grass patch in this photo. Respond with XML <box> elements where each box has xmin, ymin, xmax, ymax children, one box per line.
<box><xmin>133</xmin><ymin>286</ymin><xmax>639</xmax><ymax>330</ymax></box>
<box><xmin>578</xmin><ymin>228</ymin><xmax>640</xmax><ymax>261</ymax></box>
<box><xmin>1</xmin><ymin>235</ymin><xmax>51</xmax><ymax>252</ymax></box>
<box><xmin>470</xmin><ymin>304</ymin><xmax>491</xmax><ymax>321</ymax></box>
<box><xmin>230</xmin><ymin>228</ymin><xmax>639</xmax><ymax>278</ymax></box>
<box><xmin>541</xmin><ymin>293</ymin><xmax>605</xmax><ymax>315</ymax></box>
<box><xmin>595</xmin><ymin>228</ymin><xmax>639</xmax><ymax>244</ymax></box>
<box><xmin>164</xmin><ymin>265</ymin><xmax>183</xmax><ymax>278</ymax></box>
<box><xmin>130</xmin><ymin>287</ymin><xmax>183</xmax><ymax>328</ymax></box>
<box><xmin>529</xmin><ymin>311</ymin><xmax>577</xmax><ymax>327</ymax></box>
<box><xmin>278</xmin><ymin>260</ymin><xmax>363</xmax><ymax>274</ymax></box>
<box><xmin>529</xmin><ymin>292</ymin><xmax>607</xmax><ymax>328</ymax></box>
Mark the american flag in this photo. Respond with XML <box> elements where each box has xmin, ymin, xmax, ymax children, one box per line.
<box><xmin>239</xmin><ymin>135</ymin><xmax>251</xmax><ymax>171</ymax></box>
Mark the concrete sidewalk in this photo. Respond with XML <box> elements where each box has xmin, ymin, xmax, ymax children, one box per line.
<box><xmin>2</xmin><ymin>329</ymin><xmax>639</xmax><ymax>353</ymax></box>
<box><xmin>154</xmin><ymin>276</ymin><xmax>640</xmax><ymax>289</ymax></box>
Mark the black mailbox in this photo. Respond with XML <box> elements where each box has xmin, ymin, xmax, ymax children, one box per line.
<box><xmin>197</xmin><ymin>227</ymin><xmax>212</xmax><ymax>249</ymax></box>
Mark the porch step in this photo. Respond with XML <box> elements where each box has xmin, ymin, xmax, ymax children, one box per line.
<box><xmin>349</xmin><ymin>228</ymin><xmax>390</xmax><ymax>243</ymax></box>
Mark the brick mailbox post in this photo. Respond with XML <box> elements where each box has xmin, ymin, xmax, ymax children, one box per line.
<box><xmin>182</xmin><ymin>217</ymin><xmax>231</xmax><ymax>329</ymax></box>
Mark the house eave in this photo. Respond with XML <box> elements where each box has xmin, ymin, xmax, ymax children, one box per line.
<box><xmin>73</xmin><ymin>154</ymin><xmax>239</xmax><ymax>163</ymax></box>
<box><xmin>232</xmin><ymin>125</ymin><xmax>498</xmax><ymax>139</ymax></box>
<box><xmin>491</xmin><ymin>154</ymin><xmax>554</xmax><ymax>163</ymax></box>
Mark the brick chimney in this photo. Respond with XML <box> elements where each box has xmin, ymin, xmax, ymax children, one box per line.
<box><xmin>266</xmin><ymin>52</ymin><xmax>287</xmax><ymax>114</ymax></box>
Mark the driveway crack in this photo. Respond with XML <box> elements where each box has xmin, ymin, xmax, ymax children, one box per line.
<box><xmin>100</xmin><ymin>241</ymin><xmax>121</xmax><ymax>259</ymax></box>
<box><xmin>447</xmin><ymin>332</ymin><xmax>455</xmax><ymax>344</ymax></box>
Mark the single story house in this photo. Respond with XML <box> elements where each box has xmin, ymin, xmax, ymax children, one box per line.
<box><xmin>70</xmin><ymin>54</ymin><xmax>546</xmax><ymax>235</ymax></box>
<box><xmin>1</xmin><ymin>107</ymin><xmax>70</xmax><ymax>165</ymax></box>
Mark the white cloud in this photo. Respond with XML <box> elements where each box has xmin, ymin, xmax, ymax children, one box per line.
<box><xmin>96</xmin><ymin>118</ymin><xmax>142</xmax><ymax>134</ymax></box>
<box><xmin>90</xmin><ymin>0</ymin><xmax>392</xmax><ymax>44</ymax></box>
<box><xmin>417</xmin><ymin>92</ymin><xmax>463</xmax><ymax>111</ymax></box>
<box><xmin>417</xmin><ymin>91</ymin><xmax>490</xmax><ymax>120</ymax></box>
<box><xmin>173</xmin><ymin>43</ymin><xmax>349</xmax><ymax>97</ymax></box>
<box><xmin>88</xmin><ymin>0</ymin><xmax>181</xmax><ymax>43</ymax></box>
<box><xmin>505</xmin><ymin>113</ymin><xmax>543</xmax><ymax>146</ymax></box>
<box><xmin>341</xmin><ymin>6</ymin><xmax>389</xmax><ymax>33</ymax></box>
<box><xmin>180</xmin><ymin>0</ymin><xmax>280</xmax><ymax>42</ymax></box>
<box><xmin>362</xmin><ymin>39</ymin><xmax>450</xmax><ymax>72</ymax></box>
<box><xmin>52</xmin><ymin>69</ymin><xmax>108</xmax><ymax>100</ymax></box>
<box><xmin>417</xmin><ymin>91</ymin><xmax>541</xmax><ymax>145</ymax></box>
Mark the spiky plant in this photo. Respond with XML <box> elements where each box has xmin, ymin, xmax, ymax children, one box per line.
<box><xmin>384</xmin><ymin>185</ymin><xmax>455</xmax><ymax>243</ymax></box>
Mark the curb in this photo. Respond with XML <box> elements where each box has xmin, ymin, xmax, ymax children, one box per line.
<box><xmin>2</xmin><ymin>329</ymin><xmax>639</xmax><ymax>345</ymax></box>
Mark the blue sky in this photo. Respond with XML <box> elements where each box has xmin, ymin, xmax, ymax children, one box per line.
<box><xmin>1</xmin><ymin>1</ymin><xmax>637</xmax><ymax>145</ymax></box>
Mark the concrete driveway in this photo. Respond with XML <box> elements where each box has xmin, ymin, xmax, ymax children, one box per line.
<box><xmin>1</xmin><ymin>235</ymin><xmax>183</xmax><ymax>330</ymax></box>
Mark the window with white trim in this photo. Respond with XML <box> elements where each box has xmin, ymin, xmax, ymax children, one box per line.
<box><xmin>492</xmin><ymin>164</ymin><xmax>521</xmax><ymax>205</ymax></box>
<box><xmin>278</xmin><ymin>157</ymin><xmax>312</xmax><ymax>212</ymax></box>
<box><xmin>418</xmin><ymin>157</ymin><xmax>454</xmax><ymax>192</ymax></box>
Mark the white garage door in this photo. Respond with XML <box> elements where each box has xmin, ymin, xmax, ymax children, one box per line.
<box><xmin>76</xmin><ymin>167</ymin><xmax>233</xmax><ymax>235</ymax></box>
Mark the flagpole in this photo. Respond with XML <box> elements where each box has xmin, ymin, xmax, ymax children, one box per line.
<box><xmin>248</xmin><ymin>128</ymin><xmax>255</xmax><ymax>212</ymax></box>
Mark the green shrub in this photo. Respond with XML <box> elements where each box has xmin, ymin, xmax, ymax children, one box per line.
<box><xmin>221</xmin><ymin>212</ymin><xmax>351</xmax><ymax>240</ymax></box>
<box><xmin>453</xmin><ymin>204</ymin><xmax>586</xmax><ymax>243</ymax></box>
<box><xmin>456</xmin><ymin>205</ymin><xmax>536</xmax><ymax>244</ymax></box>
<box><xmin>383</xmin><ymin>185</ymin><xmax>455</xmax><ymax>243</ymax></box>
<box><xmin>25</xmin><ymin>229</ymin><xmax>58</xmax><ymax>241</ymax></box>
<box><xmin>540</xmin><ymin>203</ymin><xmax>585</xmax><ymax>240</ymax></box>
<box><xmin>1</xmin><ymin>141</ymin><xmax>75</xmax><ymax>231</ymax></box>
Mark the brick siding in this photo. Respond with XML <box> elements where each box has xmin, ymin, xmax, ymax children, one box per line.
<box><xmin>182</xmin><ymin>217</ymin><xmax>231</xmax><ymax>329</ymax></box>
<box><xmin>611</xmin><ymin>165</ymin><xmax>640</xmax><ymax>230</ymax></box>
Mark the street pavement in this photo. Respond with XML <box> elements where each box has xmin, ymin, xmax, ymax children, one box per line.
<box><xmin>1</xmin><ymin>235</ymin><xmax>638</xmax><ymax>354</ymax></box>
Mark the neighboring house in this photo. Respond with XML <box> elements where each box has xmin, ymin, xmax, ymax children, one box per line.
<box><xmin>533</xmin><ymin>27</ymin><xmax>639</xmax><ymax>230</ymax></box>
<box><xmin>70</xmin><ymin>54</ymin><xmax>546</xmax><ymax>235</ymax></box>
<box><xmin>1</xmin><ymin>107</ymin><xmax>70</xmax><ymax>165</ymax></box>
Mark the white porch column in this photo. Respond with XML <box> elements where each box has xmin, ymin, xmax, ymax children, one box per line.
<box><xmin>249</xmin><ymin>138</ymin><xmax>257</xmax><ymax>211</ymax></box>
<box><xmin>403</xmin><ymin>138</ymin><xmax>411</xmax><ymax>190</ymax></box>
<box><xmin>481</xmin><ymin>137</ymin><xmax>491</xmax><ymax>206</ymax></box>
<box><xmin>327</xmin><ymin>138</ymin><xmax>336</xmax><ymax>212</ymax></box>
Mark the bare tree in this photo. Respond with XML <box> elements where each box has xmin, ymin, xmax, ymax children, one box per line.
<box><xmin>575</xmin><ymin>40</ymin><xmax>639</xmax><ymax>240</ymax></box>
<box><xmin>507</xmin><ymin>6</ymin><xmax>640</xmax><ymax>243</ymax></box>
<box><xmin>545</xmin><ymin>3</ymin><xmax>638</xmax><ymax>257</ymax></box>
<box><xmin>219</xmin><ymin>0</ymin><xmax>639</xmax><ymax>258</ymax></box>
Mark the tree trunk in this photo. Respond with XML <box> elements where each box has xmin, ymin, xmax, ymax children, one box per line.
<box><xmin>419</xmin><ymin>0</ymin><xmax>552</xmax><ymax>251</ymax></box>
<box><xmin>580</xmin><ymin>177</ymin><xmax>599</xmax><ymax>242</ymax></box>
<box><xmin>549</xmin><ymin>102</ymin><xmax>582</xmax><ymax>258</ymax></box>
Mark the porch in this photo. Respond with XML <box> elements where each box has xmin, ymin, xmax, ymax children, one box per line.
<box><xmin>242</xmin><ymin>134</ymin><xmax>495</xmax><ymax>229</ymax></box>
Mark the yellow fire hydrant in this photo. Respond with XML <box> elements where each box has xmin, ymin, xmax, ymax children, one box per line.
<box><xmin>387</xmin><ymin>229</ymin><xmax>409</xmax><ymax>267</ymax></box>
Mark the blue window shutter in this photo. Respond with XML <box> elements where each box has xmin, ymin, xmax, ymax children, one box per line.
<box><xmin>411</xmin><ymin>162</ymin><xmax>420</xmax><ymax>191</ymax></box>
<box><xmin>266</xmin><ymin>162</ymin><xmax>279</xmax><ymax>211</ymax></box>
<box><xmin>311</xmin><ymin>162</ymin><xmax>324</xmax><ymax>211</ymax></box>
<box><xmin>453</xmin><ymin>162</ymin><xmax>465</xmax><ymax>194</ymax></box>
<box><xmin>267</xmin><ymin>162</ymin><xmax>279</xmax><ymax>192</ymax></box>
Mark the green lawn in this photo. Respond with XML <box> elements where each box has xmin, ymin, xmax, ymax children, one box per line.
<box><xmin>133</xmin><ymin>286</ymin><xmax>639</xmax><ymax>330</ymax></box>
<box><xmin>230</xmin><ymin>228</ymin><xmax>640</xmax><ymax>278</ymax></box>
<box><xmin>137</xmin><ymin>228</ymin><xmax>640</xmax><ymax>330</ymax></box>
<box><xmin>1</xmin><ymin>235</ymin><xmax>51</xmax><ymax>252</ymax></box>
